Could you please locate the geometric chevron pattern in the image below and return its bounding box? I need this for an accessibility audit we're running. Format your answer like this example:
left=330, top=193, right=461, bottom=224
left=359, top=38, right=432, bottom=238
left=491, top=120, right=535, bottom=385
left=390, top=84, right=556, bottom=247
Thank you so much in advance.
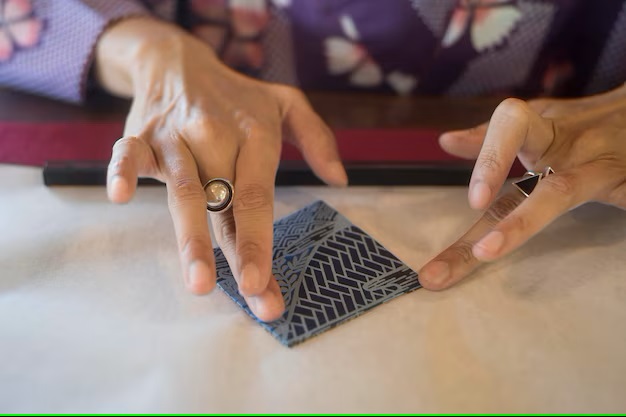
left=215, top=200, right=421, bottom=347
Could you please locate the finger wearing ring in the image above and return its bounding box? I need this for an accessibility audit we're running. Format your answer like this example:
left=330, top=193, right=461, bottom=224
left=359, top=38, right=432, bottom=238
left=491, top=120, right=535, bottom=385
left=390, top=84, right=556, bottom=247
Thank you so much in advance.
left=204, top=178, right=234, bottom=213
left=513, top=166, right=554, bottom=197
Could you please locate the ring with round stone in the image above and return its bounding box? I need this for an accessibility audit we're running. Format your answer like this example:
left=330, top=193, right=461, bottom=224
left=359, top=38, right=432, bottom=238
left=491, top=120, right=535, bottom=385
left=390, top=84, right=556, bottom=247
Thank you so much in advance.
left=203, top=178, right=234, bottom=213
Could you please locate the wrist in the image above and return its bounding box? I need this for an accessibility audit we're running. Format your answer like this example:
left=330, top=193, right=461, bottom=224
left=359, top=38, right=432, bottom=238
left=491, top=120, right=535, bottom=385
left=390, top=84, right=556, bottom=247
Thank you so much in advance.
left=95, top=17, right=219, bottom=97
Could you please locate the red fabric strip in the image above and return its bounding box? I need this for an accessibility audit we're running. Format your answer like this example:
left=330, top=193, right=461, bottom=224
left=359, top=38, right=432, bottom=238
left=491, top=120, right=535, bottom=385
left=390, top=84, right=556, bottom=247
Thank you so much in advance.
left=0, top=121, right=525, bottom=175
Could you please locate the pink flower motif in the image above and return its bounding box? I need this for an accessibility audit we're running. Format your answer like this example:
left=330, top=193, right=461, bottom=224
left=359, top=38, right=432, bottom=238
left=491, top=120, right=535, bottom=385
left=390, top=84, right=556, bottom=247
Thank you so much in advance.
left=324, top=15, right=382, bottom=88
left=324, top=36, right=382, bottom=87
left=190, top=0, right=269, bottom=71
left=442, top=0, right=521, bottom=52
left=0, top=0, right=43, bottom=62
left=323, top=14, right=418, bottom=94
left=230, top=0, right=269, bottom=38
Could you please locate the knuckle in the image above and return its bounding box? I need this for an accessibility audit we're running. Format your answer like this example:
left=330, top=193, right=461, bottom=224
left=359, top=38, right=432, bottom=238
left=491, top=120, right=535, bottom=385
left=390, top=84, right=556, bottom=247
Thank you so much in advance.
left=527, top=98, right=555, bottom=115
left=108, top=155, right=131, bottom=176
left=491, top=98, right=530, bottom=132
left=477, top=144, right=502, bottom=171
left=447, top=240, right=476, bottom=264
left=184, top=115, right=223, bottom=142
left=231, top=109, right=278, bottom=144
left=237, top=240, right=262, bottom=261
left=483, top=194, right=521, bottom=225
left=275, top=84, right=309, bottom=109
left=541, top=174, right=576, bottom=199
left=279, top=85, right=306, bottom=101
left=214, top=215, right=237, bottom=249
left=191, top=115, right=219, bottom=134
left=112, top=136, right=140, bottom=157
left=528, top=97, right=548, bottom=109
left=180, top=232, right=212, bottom=257
left=594, top=151, right=621, bottom=165
left=234, top=183, right=272, bottom=213
left=608, top=180, right=626, bottom=207
left=237, top=115, right=265, bottom=140
left=112, top=136, right=133, bottom=151
left=169, top=176, right=203, bottom=205
left=497, top=97, right=529, bottom=119
left=110, top=138, right=143, bottom=174
left=153, top=130, right=183, bottom=149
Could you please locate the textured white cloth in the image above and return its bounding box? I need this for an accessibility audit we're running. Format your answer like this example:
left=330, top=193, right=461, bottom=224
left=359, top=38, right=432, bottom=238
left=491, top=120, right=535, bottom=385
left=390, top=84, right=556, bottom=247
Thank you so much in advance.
left=1, top=165, right=625, bottom=413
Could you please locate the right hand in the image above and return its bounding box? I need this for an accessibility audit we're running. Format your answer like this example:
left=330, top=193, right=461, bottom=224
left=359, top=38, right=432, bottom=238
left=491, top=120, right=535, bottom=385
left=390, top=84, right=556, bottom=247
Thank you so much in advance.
left=96, top=18, right=347, bottom=321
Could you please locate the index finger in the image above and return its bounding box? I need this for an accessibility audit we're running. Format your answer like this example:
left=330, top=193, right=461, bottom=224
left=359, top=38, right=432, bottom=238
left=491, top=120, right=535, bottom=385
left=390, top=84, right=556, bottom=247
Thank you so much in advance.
left=468, top=98, right=554, bottom=210
left=418, top=185, right=525, bottom=291
left=156, top=137, right=216, bottom=295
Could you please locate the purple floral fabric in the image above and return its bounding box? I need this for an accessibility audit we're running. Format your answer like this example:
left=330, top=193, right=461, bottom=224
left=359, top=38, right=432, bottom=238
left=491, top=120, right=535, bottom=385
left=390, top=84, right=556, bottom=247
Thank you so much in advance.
left=0, top=0, right=148, bottom=102
left=0, top=0, right=624, bottom=103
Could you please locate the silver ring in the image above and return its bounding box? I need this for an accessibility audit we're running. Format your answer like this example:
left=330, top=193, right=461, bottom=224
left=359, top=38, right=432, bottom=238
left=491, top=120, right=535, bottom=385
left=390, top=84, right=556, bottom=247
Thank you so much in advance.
left=513, top=166, right=554, bottom=197
left=203, top=178, right=234, bottom=213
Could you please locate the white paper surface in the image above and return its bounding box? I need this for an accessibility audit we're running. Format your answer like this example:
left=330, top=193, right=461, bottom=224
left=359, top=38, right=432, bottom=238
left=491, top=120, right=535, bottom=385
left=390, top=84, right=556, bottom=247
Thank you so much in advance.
left=1, top=165, right=625, bottom=413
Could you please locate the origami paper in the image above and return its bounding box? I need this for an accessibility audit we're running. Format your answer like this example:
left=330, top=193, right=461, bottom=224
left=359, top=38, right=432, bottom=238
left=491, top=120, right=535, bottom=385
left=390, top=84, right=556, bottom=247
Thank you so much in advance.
left=215, top=201, right=421, bottom=347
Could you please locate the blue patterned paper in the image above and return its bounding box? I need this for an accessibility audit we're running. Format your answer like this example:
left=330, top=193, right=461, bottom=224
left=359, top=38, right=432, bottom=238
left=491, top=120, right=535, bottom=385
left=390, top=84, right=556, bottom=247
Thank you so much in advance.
left=215, top=201, right=421, bottom=347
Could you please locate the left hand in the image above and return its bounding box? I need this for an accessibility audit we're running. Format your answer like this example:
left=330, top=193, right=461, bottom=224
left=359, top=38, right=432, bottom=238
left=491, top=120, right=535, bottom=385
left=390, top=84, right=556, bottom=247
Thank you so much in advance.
left=419, top=84, right=626, bottom=290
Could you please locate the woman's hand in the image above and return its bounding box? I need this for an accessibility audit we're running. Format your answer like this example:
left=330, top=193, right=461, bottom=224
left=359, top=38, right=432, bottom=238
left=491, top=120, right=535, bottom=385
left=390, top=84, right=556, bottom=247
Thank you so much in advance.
left=96, top=18, right=347, bottom=321
left=419, top=85, right=626, bottom=290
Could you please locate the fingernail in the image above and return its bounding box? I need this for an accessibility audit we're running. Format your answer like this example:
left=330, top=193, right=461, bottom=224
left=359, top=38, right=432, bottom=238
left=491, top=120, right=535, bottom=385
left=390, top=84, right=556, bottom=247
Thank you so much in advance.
left=112, top=175, right=127, bottom=190
left=470, top=181, right=491, bottom=209
left=420, top=261, right=450, bottom=286
left=246, top=295, right=259, bottom=315
left=188, top=260, right=211, bottom=291
left=474, top=231, right=505, bottom=259
left=108, top=175, right=130, bottom=203
left=240, top=264, right=261, bottom=295
left=108, top=175, right=128, bottom=198
left=330, top=162, right=348, bottom=187
left=246, top=294, right=284, bottom=323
